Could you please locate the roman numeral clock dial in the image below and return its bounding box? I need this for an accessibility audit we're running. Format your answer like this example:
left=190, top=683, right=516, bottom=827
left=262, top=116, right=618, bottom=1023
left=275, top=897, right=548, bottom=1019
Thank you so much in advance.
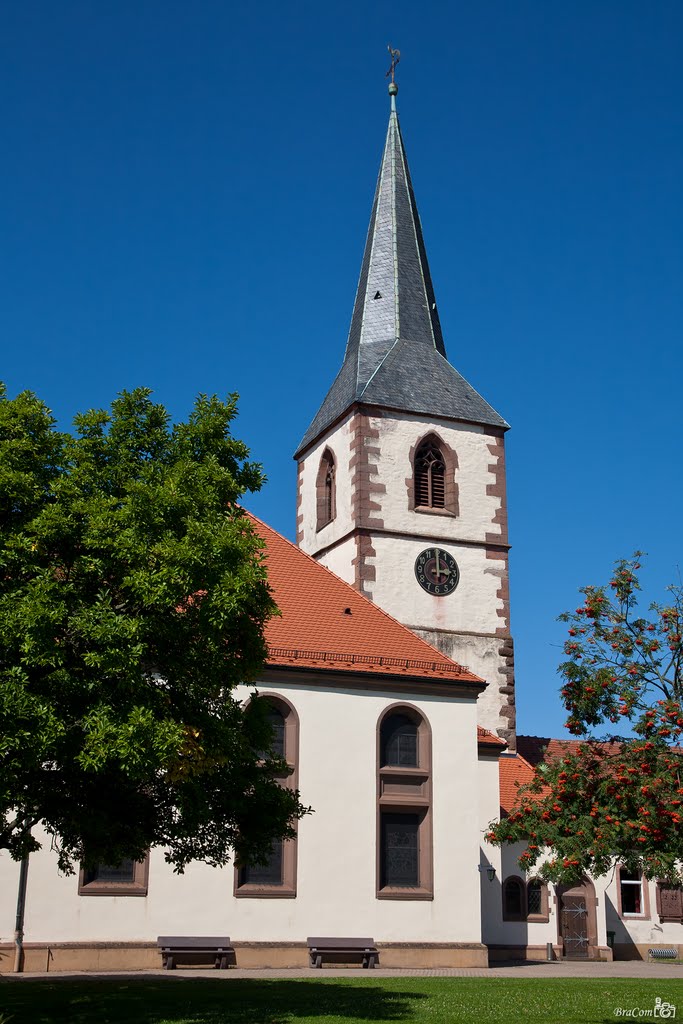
left=414, top=547, right=460, bottom=596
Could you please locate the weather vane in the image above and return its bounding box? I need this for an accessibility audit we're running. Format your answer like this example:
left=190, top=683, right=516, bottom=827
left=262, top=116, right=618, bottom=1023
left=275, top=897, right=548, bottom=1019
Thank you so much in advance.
left=386, top=45, right=400, bottom=86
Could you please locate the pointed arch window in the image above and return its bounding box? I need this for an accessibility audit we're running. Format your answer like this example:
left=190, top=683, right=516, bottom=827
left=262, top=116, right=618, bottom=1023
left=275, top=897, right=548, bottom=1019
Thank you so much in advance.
left=414, top=438, right=446, bottom=510
left=316, top=449, right=336, bottom=531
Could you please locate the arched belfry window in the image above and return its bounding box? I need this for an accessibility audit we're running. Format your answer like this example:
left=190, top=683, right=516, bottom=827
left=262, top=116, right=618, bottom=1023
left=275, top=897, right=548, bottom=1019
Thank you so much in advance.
left=316, top=448, right=336, bottom=531
left=414, top=438, right=446, bottom=509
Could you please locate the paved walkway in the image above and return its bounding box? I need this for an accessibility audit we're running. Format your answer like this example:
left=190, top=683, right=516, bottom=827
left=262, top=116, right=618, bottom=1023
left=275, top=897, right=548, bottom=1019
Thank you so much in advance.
left=4, top=961, right=683, bottom=981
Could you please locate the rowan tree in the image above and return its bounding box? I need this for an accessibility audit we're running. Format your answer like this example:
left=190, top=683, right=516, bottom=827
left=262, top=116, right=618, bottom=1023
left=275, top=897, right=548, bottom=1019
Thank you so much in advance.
left=0, top=384, right=306, bottom=873
left=488, top=554, right=683, bottom=883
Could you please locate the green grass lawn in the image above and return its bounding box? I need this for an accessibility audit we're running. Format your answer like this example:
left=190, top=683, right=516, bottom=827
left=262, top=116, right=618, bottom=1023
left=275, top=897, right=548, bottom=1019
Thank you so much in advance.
left=1, top=977, right=683, bottom=1024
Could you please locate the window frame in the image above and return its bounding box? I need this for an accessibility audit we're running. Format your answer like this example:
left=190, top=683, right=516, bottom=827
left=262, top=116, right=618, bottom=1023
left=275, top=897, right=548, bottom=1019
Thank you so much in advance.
left=502, top=875, right=526, bottom=921
left=376, top=703, right=433, bottom=901
left=234, top=693, right=299, bottom=899
left=501, top=875, right=549, bottom=923
left=617, top=865, right=650, bottom=920
left=316, top=448, right=337, bottom=531
left=407, top=433, right=459, bottom=518
left=78, top=856, right=149, bottom=897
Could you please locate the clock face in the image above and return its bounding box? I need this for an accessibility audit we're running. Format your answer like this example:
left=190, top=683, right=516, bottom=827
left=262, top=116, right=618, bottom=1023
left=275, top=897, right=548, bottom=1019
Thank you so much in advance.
left=414, top=547, right=460, bottom=596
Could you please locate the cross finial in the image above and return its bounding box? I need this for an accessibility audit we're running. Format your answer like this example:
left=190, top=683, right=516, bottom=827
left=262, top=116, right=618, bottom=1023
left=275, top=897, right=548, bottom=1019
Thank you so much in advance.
left=386, top=45, right=400, bottom=99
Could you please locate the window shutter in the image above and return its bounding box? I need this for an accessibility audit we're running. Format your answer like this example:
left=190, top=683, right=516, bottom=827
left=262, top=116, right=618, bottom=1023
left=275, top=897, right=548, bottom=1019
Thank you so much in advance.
left=658, top=884, right=683, bottom=921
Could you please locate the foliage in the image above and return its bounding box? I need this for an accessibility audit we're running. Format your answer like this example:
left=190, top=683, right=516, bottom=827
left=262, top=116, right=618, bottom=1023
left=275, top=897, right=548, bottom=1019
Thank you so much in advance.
left=0, top=383, right=305, bottom=872
left=488, top=555, right=683, bottom=883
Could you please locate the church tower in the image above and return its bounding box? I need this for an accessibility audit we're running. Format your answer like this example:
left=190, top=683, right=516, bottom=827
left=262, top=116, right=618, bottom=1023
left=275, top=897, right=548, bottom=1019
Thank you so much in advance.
left=294, top=77, right=516, bottom=749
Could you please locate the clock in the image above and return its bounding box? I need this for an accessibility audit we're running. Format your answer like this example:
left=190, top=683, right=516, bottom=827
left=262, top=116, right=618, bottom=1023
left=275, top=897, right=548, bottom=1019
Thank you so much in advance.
left=414, top=547, right=460, bottom=596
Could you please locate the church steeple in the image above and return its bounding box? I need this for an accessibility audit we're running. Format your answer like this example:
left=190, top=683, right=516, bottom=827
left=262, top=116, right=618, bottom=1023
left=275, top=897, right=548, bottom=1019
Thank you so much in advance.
left=295, top=78, right=507, bottom=459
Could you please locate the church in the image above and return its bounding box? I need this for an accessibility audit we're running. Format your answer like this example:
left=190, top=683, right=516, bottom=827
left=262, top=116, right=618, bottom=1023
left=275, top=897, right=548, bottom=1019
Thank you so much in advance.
left=1, top=76, right=680, bottom=972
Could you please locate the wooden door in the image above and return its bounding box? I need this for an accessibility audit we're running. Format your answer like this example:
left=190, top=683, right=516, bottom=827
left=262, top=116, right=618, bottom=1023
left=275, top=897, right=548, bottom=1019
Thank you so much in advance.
left=560, top=893, right=589, bottom=959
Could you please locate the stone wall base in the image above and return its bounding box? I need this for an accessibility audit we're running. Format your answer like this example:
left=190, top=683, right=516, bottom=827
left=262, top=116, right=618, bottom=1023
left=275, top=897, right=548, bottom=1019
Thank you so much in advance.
left=487, top=944, right=613, bottom=963
left=613, top=943, right=681, bottom=962
left=0, top=940, right=489, bottom=973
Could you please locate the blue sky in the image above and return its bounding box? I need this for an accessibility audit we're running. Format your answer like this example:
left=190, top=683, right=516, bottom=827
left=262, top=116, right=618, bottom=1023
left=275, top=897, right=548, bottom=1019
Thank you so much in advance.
left=2, top=1, right=682, bottom=740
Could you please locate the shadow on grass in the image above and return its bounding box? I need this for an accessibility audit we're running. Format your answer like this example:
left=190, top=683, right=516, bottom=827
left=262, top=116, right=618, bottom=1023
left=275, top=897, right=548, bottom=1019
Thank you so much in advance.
left=0, top=977, right=427, bottom=1024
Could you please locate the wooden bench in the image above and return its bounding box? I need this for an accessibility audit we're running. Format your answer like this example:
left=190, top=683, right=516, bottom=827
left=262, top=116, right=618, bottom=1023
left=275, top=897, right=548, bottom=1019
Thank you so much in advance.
left=157, top=936, right=234, bottom=970
left=648, top=947, right=678, bottom=961
left=307, top=936, right=378, bottom=969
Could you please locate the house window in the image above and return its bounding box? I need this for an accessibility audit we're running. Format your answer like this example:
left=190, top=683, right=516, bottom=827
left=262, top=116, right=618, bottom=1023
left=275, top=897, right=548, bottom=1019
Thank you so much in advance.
left=381, top=713, right=418, bottom=767
left=376, top=704, right=432, bottom=900
left=78, top=857, right=149, bottom=896
left=316, top=449, right=336, bottom=530
left=656, top=883, right=683, bottom=923
left=503, top=876, right=525, bottom=920
left=415, top=439, right=445, bottom=509
left=235, top=694, right=299, bottom=899
left=619, top=868, right=644, bottom=916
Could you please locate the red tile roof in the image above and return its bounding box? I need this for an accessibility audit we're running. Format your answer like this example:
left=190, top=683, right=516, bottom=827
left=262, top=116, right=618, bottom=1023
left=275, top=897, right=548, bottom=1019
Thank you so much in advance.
left=517, top=735, right=625, bottom=765
left=499, top=752, right=538, bottom=814
left=477, top=726, right=507, bottom=750
left=250, top=514, right=483, bottom=686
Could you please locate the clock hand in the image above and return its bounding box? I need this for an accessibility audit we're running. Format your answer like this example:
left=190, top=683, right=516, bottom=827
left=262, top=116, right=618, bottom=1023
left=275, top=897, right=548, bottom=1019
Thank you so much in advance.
left=435, top=548, right=441, bottom=579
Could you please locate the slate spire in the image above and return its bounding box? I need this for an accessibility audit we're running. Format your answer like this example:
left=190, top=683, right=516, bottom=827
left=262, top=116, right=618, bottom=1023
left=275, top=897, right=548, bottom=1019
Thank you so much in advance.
left=295, top=81, right=507, bottom=458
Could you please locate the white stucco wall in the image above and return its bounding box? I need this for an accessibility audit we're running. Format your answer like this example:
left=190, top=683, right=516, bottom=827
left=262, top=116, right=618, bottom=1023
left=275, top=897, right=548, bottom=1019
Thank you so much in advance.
left=0, top=678, right=484, bottom=947
left=297, top=413, right=354, bottom=553
left=360, top=412, right=504, bottom=545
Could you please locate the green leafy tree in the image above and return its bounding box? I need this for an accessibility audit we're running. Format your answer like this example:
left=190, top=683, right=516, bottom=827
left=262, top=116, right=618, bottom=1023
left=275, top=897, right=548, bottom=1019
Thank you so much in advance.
left=488, top=555, right=683, bottom=883
left=0, top=384, right=305, bottom=873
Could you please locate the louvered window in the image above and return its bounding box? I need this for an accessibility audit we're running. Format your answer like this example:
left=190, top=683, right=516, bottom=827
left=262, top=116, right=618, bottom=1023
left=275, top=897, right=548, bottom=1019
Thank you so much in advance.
left=415, top=441, right=446, bottom=509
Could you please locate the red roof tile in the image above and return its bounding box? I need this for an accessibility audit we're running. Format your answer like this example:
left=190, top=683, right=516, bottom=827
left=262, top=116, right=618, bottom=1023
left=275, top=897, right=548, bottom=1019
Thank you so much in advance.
left=499, top=753, right=538, bottom=814
left=249, top=514, right=483, bottom=685
left=477, top=726, right=507, bottom=749
left=517, top=735, right=625, bottom=765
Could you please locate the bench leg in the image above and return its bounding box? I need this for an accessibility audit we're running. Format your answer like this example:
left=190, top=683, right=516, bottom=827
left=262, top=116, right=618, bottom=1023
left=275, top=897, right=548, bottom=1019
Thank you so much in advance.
left=315, top=954, right=322, bottom=968
left=165, top=955, right=175, bottom=970
left=218, top=955, right=228, bottom=970
left=362, top=955, right=368, bottom=968
left=368, top=954, right=376, bottom=969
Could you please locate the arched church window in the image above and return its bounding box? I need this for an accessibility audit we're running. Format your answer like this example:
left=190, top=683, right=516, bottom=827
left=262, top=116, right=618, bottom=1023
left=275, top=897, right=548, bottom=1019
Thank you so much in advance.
left=414, top=438, right=446, bottom=509
left=236, top=694, right=298, bottom=898
left=502, top=876, right=525, bottom=920
left=316, top=449, right=336, bottom=530
left=381, top=713, right=419, bottom=767
left=376, top=704, right=432, bottom=899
